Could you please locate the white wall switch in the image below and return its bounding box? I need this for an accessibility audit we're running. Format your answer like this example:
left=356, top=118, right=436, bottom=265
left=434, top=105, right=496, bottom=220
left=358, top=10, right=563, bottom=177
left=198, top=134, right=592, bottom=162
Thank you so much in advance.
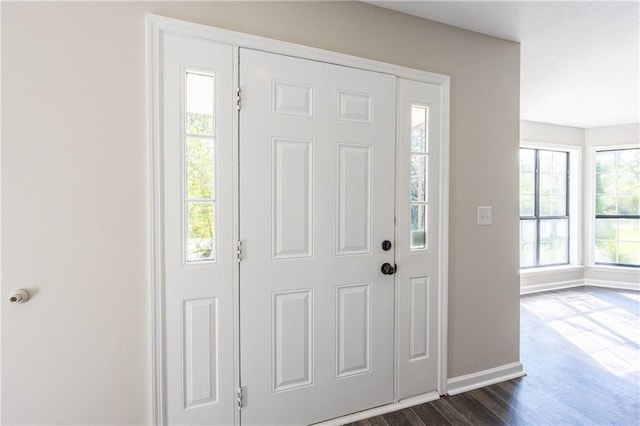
left=477, top=206, right=493, bottom=226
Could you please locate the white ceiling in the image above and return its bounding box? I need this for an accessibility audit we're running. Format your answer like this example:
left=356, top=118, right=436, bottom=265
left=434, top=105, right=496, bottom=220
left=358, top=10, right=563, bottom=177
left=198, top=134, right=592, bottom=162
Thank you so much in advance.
left=367, top=1, right=640, bottom=128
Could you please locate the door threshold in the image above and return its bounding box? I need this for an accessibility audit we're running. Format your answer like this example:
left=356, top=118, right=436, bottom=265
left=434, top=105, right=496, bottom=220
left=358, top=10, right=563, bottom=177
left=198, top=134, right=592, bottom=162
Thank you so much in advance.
left=311, top=391, right=440, bottom=426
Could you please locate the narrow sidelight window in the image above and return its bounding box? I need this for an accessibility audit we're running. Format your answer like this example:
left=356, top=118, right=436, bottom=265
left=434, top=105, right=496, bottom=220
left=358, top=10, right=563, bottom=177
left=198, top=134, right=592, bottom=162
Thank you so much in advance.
left=520, top=148, right=569, bottom=268
left=594, top=148, right=640, bottom=267
left=410, top=105, right=429, bottom=250
left=184, top=71, right=216, bottom=262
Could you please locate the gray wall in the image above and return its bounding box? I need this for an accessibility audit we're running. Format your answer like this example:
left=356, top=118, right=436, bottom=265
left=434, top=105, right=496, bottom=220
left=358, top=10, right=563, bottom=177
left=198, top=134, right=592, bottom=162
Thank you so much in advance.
left=2, top=2, right=521, bottom=423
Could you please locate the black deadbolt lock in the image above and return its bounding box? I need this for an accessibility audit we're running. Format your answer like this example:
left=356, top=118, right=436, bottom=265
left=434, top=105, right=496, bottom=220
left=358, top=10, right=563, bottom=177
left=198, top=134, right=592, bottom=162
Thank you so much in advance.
left=382, top=240, right=392, bottom=251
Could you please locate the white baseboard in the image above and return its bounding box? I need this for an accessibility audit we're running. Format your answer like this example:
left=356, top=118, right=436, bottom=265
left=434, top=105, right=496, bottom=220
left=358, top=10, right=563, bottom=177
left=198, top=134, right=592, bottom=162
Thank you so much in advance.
left=446, top=362, right=526, bottom=396
left=520, top=279, right=584, bottom=295
left=585, top=279, right=640, bottom=292
left=313, top=391, right=440, bottom=425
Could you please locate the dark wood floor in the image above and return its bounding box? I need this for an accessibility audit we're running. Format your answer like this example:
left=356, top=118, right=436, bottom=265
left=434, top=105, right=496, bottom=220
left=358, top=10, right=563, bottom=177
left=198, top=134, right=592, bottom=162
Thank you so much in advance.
left=344, top=286, right=640, bottom=425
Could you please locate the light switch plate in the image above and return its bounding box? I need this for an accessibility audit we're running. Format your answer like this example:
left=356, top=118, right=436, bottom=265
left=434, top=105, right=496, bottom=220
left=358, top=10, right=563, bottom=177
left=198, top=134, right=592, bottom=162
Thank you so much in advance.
left=477, top=206, right=493, bottom=226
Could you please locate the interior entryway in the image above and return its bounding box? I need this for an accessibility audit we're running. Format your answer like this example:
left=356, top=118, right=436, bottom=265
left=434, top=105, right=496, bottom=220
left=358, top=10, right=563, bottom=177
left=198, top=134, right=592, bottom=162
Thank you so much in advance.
left=149, top=15, right=450, bottom=426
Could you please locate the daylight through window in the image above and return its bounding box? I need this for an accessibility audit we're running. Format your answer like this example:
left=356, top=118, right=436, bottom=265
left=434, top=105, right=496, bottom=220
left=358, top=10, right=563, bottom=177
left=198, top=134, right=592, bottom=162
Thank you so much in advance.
left=520, top=148, right=570, bottom=268
left=594, top=148, right=640, bottom=267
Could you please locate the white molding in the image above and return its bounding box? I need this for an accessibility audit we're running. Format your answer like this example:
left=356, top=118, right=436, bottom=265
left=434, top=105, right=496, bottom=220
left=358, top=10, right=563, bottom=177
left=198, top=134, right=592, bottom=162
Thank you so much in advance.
left=0, top=1, right=3, bottom=421
left=520, top=140, right=582, bottom=151
left=585, top=279, right=640, bottom=292
left=586, top=265, right=640, bottom=276
left=146, top=14, right=449, bottom=85
left=520, top=279, right=585, bottom=295
left=438, top=78, right=450, bottom=395
left=312, top=391, right=440, bottom=426
left=146, top=13, right=451, bottom=425
left=446, top=362, right=526, bottom=396
left=520, top=265, right=584, bottom=277
left=145, top=15, right=165, bottom=426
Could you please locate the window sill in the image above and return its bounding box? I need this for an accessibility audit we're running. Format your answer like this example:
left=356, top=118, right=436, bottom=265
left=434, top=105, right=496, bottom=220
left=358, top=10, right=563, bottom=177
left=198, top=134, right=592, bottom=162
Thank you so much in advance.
left=586, top=265, right=640, bottom=275
left=520, top=265, right=584, bottom=277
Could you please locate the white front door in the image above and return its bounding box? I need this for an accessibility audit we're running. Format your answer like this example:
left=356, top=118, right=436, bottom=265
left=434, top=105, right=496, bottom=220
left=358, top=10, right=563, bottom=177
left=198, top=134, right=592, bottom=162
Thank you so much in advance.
left=239, top=49, right=397, bottom=425
left=162, top=35, right=235, bottom=425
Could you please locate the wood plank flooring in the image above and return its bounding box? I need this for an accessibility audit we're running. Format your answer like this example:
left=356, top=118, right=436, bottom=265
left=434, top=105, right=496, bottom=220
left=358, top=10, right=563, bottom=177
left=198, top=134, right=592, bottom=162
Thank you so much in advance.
left=343, top=286, right=640, bottom=425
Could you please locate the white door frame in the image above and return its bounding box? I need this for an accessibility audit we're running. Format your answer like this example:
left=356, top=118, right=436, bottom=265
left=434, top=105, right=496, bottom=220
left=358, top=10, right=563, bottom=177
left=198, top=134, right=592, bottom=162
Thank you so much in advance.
left=146, top=13, right=450, bottom=425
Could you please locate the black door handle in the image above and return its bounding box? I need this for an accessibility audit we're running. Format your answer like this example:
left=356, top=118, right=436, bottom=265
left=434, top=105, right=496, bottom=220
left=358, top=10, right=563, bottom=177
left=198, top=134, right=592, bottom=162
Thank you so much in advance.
left=381, top=263, right=397, bottom=275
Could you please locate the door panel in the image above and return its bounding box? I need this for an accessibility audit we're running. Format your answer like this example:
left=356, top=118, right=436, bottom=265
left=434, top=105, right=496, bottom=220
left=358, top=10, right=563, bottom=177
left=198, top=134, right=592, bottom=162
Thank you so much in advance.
left=162, top=34, right=235, bottom=425
left=396, top=78, right=441, bottom=399
left=239, top=49, right=396, bottom=425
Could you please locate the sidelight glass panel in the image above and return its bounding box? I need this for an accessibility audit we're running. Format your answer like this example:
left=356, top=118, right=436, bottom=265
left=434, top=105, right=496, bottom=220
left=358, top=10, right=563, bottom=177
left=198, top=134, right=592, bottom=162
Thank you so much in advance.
left=411, top=106, right=428, bottom=153
left=411, top=155, right=428, bottom=202
left=185, top=71, right=216, bottom=263
left=187, top=138, right=215, bottom=199
left=409, top=104, right=429, bottom=251
left=410, top=204, right=427, bottom=250
left=187, top=202, right=215, bottom=262
left=186, top=73, right=215, bottom=136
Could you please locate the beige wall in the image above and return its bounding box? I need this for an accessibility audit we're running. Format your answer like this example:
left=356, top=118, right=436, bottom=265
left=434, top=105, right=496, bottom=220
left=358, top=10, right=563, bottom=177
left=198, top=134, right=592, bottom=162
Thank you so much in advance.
left=2, top=2, right=521, bottom=423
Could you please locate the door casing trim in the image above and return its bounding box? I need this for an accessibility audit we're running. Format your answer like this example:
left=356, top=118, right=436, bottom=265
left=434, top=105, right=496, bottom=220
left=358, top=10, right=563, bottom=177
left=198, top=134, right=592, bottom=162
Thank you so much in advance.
left=146, top=13, right=450, bottom=425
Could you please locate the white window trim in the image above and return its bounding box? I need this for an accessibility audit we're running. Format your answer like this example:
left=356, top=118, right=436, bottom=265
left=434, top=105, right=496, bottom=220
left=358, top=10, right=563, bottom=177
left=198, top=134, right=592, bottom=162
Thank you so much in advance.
left=520, top=141, right=582, bottom=270
left=585, top=142, right=639, bottom=268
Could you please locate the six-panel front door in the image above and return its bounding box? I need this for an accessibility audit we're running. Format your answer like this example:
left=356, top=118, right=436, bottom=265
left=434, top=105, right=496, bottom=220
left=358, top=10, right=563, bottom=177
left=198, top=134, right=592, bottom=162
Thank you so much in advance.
left=239, top=49, right=397, bottom=425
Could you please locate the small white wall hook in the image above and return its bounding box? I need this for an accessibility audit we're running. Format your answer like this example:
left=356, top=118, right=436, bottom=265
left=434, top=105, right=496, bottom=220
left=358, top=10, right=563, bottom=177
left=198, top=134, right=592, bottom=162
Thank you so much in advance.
left=9, top=289, right=30, bottom=304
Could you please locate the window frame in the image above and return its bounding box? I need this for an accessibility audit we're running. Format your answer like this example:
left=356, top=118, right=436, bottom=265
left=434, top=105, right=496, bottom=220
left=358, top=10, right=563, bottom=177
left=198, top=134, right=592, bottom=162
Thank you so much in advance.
left=589, top=145, right=640, bottom=268
left=520, top=142, right=582, bottom=270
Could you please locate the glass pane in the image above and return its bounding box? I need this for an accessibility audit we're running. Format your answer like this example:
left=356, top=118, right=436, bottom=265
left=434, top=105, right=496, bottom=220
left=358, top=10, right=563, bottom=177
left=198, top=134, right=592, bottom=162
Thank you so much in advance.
left=596, top=151, right=615, bottom=173
left=411, top=155, right=428, bottom=202
left=618, top=195, right=640, bottom=216
left=410, top=204, right=427, bottom=250
left=520, top=220, right=536, bottom=244
left=595, top=239, right=617, bottom=264
left=519, top=171, right=535, bottom=216
left=619, top=219, right=640, bottom=266
left=595, top=172, right=616, bottom=195
left=595, top=218, right=617, bottom=242
left=187, top=202, right=214, bottom=262
left=186, top=72, right=214, bottom=136
left=539, top=219, right=568, bottom=266
left=596, top=149, right=640, bottom=217
left=520, top=194, right=535, bottom=217
left=618, top=173, right=640, bottom=195
left=520, top=149, right=535, bottom=173
left=619, top=219, right=640, bottom=242
left=596, top=194, right=617, bottom=215
left=520, top=220, right=536, bottom=267
left=594, top=218, right=640, bottom=266
left=520, top=243, right=536, bottom=268
left=187, top=138, right=215, bottom=199
left=539, top=150, right=553, bottom=173
left=411, top=106, right=428, bottom=153
left=618, top=242, right=640, bottom=266
left=539, top=195, right=566, bottom=216
left=552, top=151, right=567, bottom=174
left=617, top=149, right=640, bottom=173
